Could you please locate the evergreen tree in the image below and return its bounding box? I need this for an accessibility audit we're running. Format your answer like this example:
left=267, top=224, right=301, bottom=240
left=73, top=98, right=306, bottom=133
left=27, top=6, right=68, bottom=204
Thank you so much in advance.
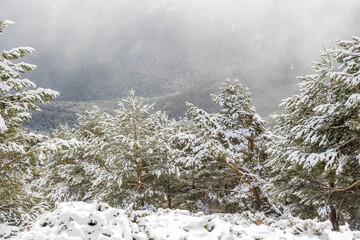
left=44, top=98, right=179, bottom=209
left=151, top=115, right=193, bottom=209
left=269, top=38, right=360, bottom=230
left=0, top=20, right=59, bottom=224
left=179, top=80, right=269, bottom=212
left=42, top=106, right=108, bottom=203
left=72, top=105, right=110, bottom=202
left=42, top=124, right=84, bottom=203
left=90, top=90, right=177, bottom=208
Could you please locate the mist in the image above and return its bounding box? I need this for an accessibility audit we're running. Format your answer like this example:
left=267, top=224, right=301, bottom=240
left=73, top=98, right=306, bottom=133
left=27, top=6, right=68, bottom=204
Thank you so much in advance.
left=1, top=0, right=360, bottom=117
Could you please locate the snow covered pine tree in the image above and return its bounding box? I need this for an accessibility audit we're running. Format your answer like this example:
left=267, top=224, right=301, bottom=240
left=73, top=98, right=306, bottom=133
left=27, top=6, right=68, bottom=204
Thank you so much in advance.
left=42, top=106, right=108, bottom=204
left=146, top=113, right=184, bottom=209
left=181, top=80, right=269, bottom=212
left=89, top=90, right=177, bottom=208
left=270, top=38, right=360, bottom=231
left=164, top=116, right=204, bottom=211
left=41, top=124, right=84, bottom=203
left=0, top=20, right=59, bottom=225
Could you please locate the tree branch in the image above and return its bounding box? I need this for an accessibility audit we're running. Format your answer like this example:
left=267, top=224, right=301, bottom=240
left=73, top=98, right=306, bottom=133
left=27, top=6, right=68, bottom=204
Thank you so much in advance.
left=330, top=183, right=360, bottom=193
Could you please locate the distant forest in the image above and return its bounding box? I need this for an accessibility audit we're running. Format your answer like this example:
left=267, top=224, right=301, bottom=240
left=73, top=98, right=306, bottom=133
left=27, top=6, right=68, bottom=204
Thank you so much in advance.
left=4, top=0, right=360, bottom=131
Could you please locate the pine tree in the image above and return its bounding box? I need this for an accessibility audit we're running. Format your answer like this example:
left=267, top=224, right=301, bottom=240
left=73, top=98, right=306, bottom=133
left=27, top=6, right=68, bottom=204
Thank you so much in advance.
left=90, top=90, right=177, bottom=208
left=151, top=115, right=191, bottom=209
left=42, top=106, right=108, bottom=203
left=42, top=124, right=83, bottom=202
left=269, top=38, right=360, bottom=231
left=72, top=105, right=110, bottom=202
left=211, top=80, right=268, bottom=208
left=44, top=98, right=179, bottom=209
left=179, top=80, right=268, bottom=212
left=0, top=20, right=59, bottom=225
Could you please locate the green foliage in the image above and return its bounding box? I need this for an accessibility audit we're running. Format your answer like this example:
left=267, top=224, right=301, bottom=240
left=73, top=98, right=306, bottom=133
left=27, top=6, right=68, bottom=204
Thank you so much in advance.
left=0, top=20, right=59, bottom=225
left=269, top=38, right=360, bottom=230
left=43, top=92, right=179, bottom=209
left=175, top=80, right=270, bottom=213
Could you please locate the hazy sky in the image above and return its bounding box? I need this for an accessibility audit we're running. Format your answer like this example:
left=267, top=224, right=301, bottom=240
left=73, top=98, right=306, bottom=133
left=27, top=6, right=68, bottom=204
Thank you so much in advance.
left=1, top=0, right=360, bottom=114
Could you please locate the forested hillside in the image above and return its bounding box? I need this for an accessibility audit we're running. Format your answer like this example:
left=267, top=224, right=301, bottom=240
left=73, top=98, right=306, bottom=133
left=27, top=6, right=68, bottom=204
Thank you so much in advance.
left=3, top=0, right=360, bottom=132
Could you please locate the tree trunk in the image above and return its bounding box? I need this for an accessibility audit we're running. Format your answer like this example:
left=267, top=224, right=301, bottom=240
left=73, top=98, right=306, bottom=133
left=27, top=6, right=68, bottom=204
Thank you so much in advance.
left=251, top=187, right=262, bottom=207
left=167, top=194, right=172, bottom=209
left=132, top=105, right=144, bottom=207
left=247, top=137, right=260, bottom=207
left=249, top=137, right=255, bottom=163
left=228, top=162, right=262, bottom=207
left=329, top=181, right=339, bottom=231
left=330, top=207, right=340, bottom=231
left=136, top=161, right=144, bottom=207
left=140, top=195, right=145, bottom=207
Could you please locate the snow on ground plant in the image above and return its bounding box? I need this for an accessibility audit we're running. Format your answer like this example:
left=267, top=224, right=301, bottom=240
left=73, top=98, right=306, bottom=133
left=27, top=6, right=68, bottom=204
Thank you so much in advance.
left=7, top=202, right=360, bottom=240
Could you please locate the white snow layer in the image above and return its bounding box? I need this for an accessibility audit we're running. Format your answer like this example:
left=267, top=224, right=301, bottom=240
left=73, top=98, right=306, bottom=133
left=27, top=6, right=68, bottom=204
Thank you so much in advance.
left=2, top=202, right=359, bottom=240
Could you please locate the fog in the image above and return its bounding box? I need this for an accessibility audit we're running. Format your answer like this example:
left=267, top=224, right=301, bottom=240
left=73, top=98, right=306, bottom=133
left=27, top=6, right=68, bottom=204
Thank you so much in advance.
left=1, top=0, right=360, bottom=116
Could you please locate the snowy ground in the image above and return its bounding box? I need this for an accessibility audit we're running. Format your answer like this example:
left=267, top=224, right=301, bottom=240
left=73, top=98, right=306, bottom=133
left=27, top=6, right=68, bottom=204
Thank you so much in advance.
left=1, top=202, right=359, bottom=240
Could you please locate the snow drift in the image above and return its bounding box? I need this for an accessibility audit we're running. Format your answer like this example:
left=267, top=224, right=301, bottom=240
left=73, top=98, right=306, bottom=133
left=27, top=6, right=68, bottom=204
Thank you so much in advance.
left=4, top=202, right=359, bottom=239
